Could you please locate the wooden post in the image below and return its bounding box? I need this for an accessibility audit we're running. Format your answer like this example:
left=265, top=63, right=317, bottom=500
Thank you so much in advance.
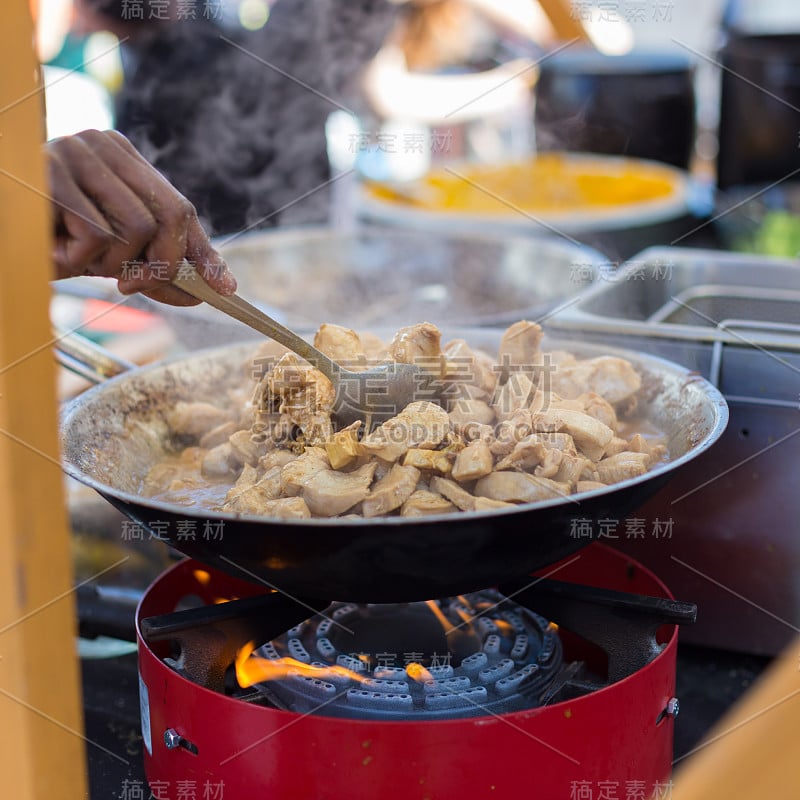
left=537, top=0, right=592, bottom=42
left=0, top=2, right=89, bottom=798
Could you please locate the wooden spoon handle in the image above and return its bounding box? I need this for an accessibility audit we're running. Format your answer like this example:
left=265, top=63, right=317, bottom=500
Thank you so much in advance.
left=172, top=263, right=340, bottom=382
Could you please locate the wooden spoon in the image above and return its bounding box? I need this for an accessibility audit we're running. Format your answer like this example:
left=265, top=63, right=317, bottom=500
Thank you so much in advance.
left=173, top=264, right=436, bottom=428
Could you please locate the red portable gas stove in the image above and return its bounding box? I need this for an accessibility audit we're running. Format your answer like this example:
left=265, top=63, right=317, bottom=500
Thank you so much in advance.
left=137, top=543, right=691, bottom=800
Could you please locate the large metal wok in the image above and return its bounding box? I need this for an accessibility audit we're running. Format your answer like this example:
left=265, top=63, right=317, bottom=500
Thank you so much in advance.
left=59, top=331, right=728, bottom=602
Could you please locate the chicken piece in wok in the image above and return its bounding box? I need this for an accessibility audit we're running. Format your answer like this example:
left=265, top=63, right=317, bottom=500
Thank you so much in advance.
left=142, top=321, right=668, bottom=519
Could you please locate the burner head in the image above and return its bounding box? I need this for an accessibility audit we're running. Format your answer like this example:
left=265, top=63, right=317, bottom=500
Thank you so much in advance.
left=246, top=591, right=563, bottom=720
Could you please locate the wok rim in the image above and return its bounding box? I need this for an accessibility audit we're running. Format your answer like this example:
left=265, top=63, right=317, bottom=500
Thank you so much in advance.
left=60, top=338, right=729, bottom=529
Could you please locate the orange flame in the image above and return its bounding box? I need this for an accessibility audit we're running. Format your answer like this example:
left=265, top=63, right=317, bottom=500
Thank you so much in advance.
left=234, top=641, right=366, bottom=689
left=454, top=607, right=473, bottom=626
left=406, top=662, right=434, bottom=683
left=192, top=569, right=211, bottom=587
left=425, top=600, right=454, bottom=633
left=493, top=619, right=513, bottom=634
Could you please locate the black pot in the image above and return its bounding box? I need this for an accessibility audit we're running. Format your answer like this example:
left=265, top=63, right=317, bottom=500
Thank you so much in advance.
left=535, top=49, right=696, bottom=169
left=717, top=33, right=800, bottom=189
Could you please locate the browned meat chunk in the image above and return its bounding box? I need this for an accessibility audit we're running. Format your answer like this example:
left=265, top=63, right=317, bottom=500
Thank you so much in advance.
left=223, top=465, right=283, bottom=514
left=550, top=357, right=641, bottom=405
left=526, top=432, right=577, bottom=455
left=474, top=472, right=570, bottom=504
left=362, top=464, right=420, bottom=517
left=455, top=421, right=495, bottom=444
left=300, top=462, right=378, bottom=517
left=577, top=392, right=618, bottom=432
left=498, top=321, right=543, bottom=367
left=576, top=480, right=607, bottom=493
left=533, top=447, right=563, bottom=479
left=228, top=429, right=267, bottom=467
left=493, top=372, right=536, bottom=422
left=168, top=402, right=233, bottom=439
left=259, top=497, right=311, bottom=519
left=403, top=449, right=453, bottom=475
left=628, top=433, right=668, bottom=463
left=532, top=408, right=614, bottom=462
left=325, top=421, right=363, bottom=470
left=430, top=476, right=479, bottom=512
left=199, top=421, right=239, bottom=450
left=595, top=451, right=650, bottom=483
left=448, top=398, right=496, bottom=427
left=259, top=450, right=298, bottom=470
left=491, top=408, right=533, bottom=455
left=280, top=447, right=331, bottom=496
left=401, top=489, right=457, bottom=517
left=232, top=463, right=259, bottom=491
left=389, top=322, right=443, bottom=367
left=264, top=353, right=335, bottom=445
left=552, top=453, right=594, bottom=486
left=495, top=437, right=549, bottom=472
left=361, top=401, right=449, bottom=462
left=474, top=497, right=517, bottom=511
left=201, top=442, right=238, bottom=478
left=313, top=324, right=366, bottom=367
left=451, top=440, right=494, bottom=482
left=443, top=338, right=497, bottom=396
left=604, top=437, right=630, bottom=458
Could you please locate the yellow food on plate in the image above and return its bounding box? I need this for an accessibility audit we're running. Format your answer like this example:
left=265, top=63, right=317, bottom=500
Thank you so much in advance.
left=365, top=153, right=681, bottom=216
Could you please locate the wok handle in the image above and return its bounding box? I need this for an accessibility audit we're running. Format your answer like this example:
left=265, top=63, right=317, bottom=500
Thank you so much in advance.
left=53, top=326, right=136, bottom=385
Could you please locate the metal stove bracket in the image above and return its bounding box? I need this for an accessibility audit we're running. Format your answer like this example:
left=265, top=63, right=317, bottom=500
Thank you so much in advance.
left=77, top=584, right=141, bottom=642
left=141, top=593, right=330, bottom=693
left=498, top=578, right=696, bottom=684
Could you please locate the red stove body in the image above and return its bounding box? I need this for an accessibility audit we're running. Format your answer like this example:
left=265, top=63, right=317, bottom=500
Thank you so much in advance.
left=137, top=544, right=678, bottom=800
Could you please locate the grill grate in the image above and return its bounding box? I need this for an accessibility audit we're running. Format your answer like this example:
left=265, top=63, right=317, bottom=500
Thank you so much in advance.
left=249, top=591, right=563, bottom=720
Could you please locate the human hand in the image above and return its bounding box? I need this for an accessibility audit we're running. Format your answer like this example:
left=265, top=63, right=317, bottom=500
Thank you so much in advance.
left=47, top=129, right=236, bottom=306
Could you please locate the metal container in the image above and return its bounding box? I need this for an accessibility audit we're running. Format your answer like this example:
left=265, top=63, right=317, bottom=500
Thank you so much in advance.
left=151, top=226, right=604, bottom=349
left=547, top=247, right=800, bottom=655
left=535, top=49, right=696, bottom=169
left=717, top=33, right=800, bottom=189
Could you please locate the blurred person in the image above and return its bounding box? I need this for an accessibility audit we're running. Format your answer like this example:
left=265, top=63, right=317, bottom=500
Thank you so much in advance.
left=363, top=0, right=546, bottom=129
left=70, top=1, right=545, bottom=235
left=72, top=0, right=399, bottom=235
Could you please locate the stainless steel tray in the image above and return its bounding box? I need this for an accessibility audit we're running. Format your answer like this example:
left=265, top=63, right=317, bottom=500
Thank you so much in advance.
left=549, top=247, right=800, bottom=407
left=548, top=247, right=800, bottom=656
left=551, top=246, right=800, bottom=348
left=647, top=285, right=800, bottom=326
